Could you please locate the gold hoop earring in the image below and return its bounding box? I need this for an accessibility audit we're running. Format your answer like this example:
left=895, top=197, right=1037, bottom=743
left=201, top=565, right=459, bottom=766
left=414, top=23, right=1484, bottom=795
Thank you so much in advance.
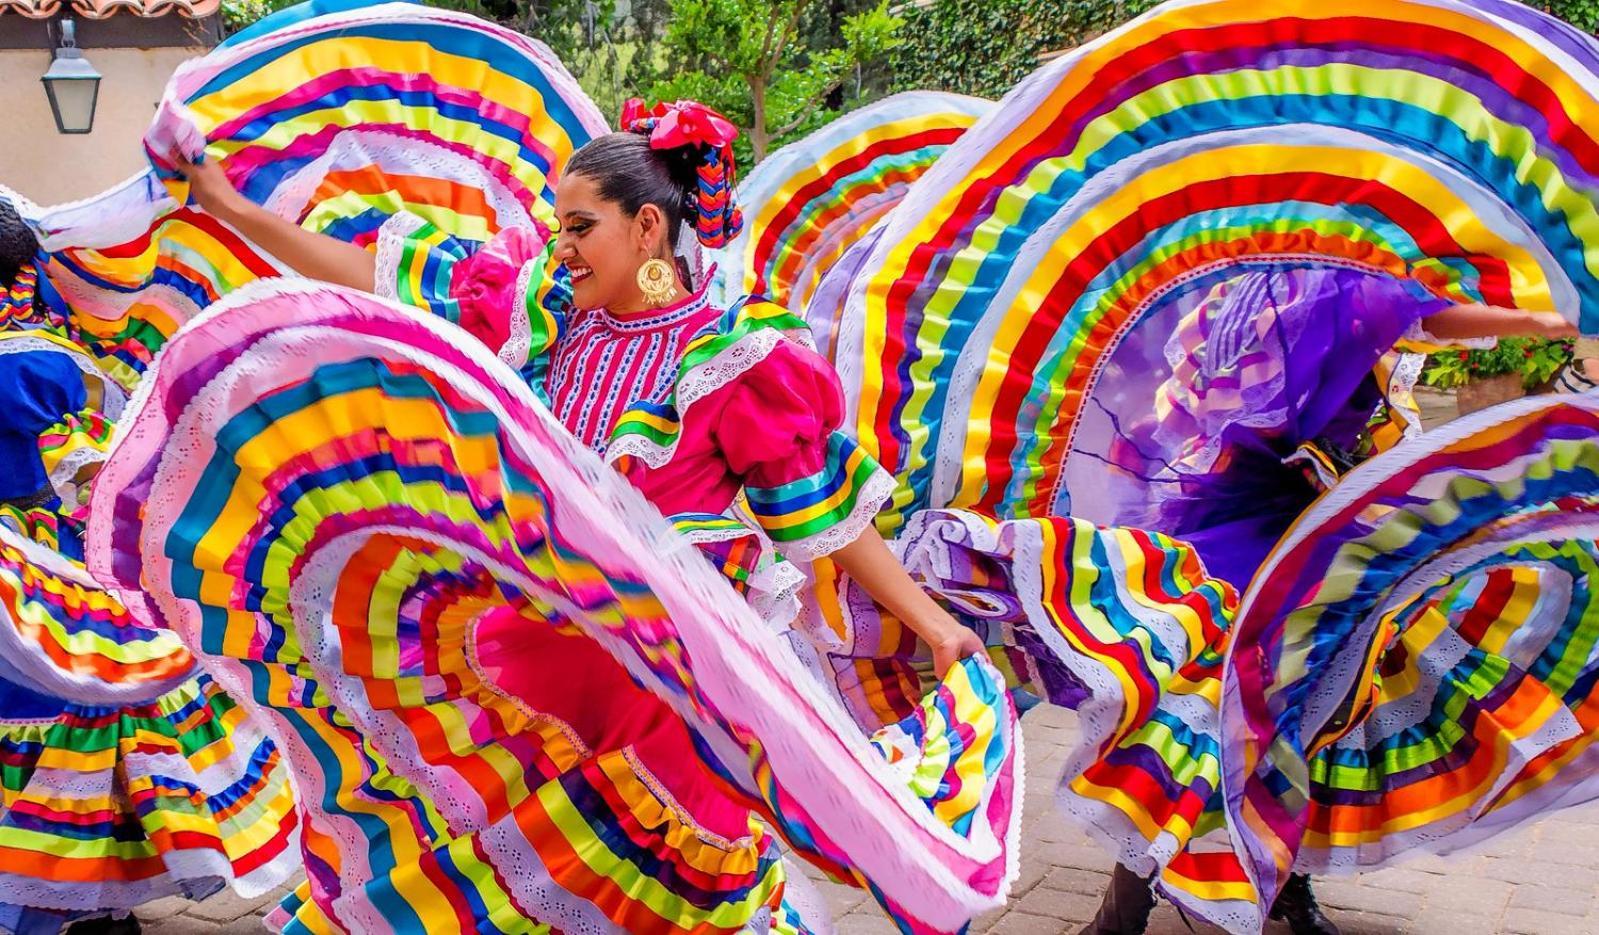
left=636, top=258, right=677, bottom=308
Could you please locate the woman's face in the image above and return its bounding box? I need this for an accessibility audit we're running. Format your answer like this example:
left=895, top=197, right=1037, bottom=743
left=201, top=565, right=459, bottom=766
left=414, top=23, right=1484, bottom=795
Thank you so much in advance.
left=554, top=174, right=664, bottom=312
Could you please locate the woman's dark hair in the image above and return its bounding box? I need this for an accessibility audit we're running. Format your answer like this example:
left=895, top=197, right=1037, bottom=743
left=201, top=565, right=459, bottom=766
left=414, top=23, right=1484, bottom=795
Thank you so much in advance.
left=564, top=132, right=701, bottom=252
left=0, top=197, right=39, bottom=289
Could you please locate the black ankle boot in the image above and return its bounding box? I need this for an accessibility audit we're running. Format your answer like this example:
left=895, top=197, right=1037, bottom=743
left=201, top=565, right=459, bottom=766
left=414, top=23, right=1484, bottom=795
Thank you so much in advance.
left=66, top=915, right=142, bottom=935
left=1268, top=874, right=1339, bottom=935
left=1077, top=863, right=1157, bottom=935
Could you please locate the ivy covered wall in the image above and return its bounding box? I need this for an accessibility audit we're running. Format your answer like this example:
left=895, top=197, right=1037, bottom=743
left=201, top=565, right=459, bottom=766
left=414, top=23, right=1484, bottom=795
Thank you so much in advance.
left=890, top=0, right=1158, bottom=97
left=1543, top=0, right=1599, bottom=32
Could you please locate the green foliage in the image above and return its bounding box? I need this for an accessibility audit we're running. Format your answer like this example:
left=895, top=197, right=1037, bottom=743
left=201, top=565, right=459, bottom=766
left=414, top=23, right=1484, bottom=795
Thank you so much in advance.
left=1422, top=338, right=1574, bottom=391
left=568, top=40, right=645, bottom=125
left=219, top=0, right=296, bottom=33
left=646, top=0, right=905, bottom=164
left=1542, top=0, right=1599, bottom=33
left=426, top=0, right=619, bottom=62
left=890, top=0, right=1159, bottom=99
left=894, top=0, right=1599, bottom=100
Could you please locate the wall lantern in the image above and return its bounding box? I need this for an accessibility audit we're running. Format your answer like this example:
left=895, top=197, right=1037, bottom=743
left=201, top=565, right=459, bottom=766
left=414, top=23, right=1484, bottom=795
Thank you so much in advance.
left=41, top=19, right=101, bottom=135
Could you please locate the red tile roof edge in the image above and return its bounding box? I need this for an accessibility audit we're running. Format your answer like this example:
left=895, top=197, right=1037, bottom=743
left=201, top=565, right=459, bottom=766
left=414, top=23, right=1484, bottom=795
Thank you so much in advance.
left=0, top=0, right=218, bottom=19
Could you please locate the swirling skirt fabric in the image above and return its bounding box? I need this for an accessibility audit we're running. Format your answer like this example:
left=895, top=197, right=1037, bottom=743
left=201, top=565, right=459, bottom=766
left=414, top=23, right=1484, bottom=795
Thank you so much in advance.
left=0, top=526, right=299, bottom=932
left=85, top=281, right=1021, bottom=935
left=15, top=0, right=608, bottom=389
left=1223, top=395, right=1599, bottom=915
left=828, top=0, right=1599, bottom=536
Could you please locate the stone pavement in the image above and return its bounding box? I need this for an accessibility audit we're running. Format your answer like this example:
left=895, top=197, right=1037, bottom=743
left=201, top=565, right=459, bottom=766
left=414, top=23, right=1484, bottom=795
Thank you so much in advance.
left=143, top=703, right=1599, bottom=935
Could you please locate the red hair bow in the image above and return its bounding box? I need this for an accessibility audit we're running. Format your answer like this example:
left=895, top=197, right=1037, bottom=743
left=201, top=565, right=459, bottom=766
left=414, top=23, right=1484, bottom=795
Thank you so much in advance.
left=620, top=98, right=738, bottom=151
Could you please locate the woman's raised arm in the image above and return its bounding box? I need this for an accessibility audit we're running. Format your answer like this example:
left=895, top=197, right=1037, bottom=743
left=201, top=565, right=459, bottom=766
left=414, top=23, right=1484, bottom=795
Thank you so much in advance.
left=1420, top=303, right=1577, bottom=341
left=177, top=154, right=376, bottom=293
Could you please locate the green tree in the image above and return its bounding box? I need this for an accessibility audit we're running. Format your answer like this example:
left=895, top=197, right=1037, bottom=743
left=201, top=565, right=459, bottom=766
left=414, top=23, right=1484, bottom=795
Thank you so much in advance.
left=429, top=0, right=619, bottom=62
left=220, top=0, right=297, bottom=34
left=646, top=0, right=906, bottom=165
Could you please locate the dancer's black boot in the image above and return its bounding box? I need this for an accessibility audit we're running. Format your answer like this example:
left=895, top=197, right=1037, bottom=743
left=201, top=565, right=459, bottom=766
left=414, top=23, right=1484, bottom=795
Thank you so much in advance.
left=66, top=915, right=142, bottom=935
left=1268, top=873, right=1340, bottom=935
left=1077, top=862, right=1157, bottom=935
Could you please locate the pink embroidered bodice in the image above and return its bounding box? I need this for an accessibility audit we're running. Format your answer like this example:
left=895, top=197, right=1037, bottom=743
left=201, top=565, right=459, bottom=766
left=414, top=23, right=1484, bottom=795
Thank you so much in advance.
left=545, top=284, right=722, bottom=452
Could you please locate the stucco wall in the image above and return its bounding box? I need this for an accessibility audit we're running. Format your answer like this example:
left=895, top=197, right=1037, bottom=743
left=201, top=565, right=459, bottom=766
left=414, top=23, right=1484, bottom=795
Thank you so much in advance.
left=0, top=45, right=201, bottom=205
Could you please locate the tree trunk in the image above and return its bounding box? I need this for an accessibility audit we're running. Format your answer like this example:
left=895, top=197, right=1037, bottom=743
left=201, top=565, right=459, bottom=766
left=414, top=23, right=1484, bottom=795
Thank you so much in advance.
left=749, top=76, right=770, bottom=163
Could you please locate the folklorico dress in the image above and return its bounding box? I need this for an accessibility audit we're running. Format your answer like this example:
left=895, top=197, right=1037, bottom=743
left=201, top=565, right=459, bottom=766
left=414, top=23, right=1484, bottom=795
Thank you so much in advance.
left=0, top=323, right=300, bottom=933
left=377, top=220, right=975, bottom=931
left=35, top=6, right=1020, bottom=932
left=364, top=209, right=1232, bottom=924
left=86, top=276, right=1025, bottom=935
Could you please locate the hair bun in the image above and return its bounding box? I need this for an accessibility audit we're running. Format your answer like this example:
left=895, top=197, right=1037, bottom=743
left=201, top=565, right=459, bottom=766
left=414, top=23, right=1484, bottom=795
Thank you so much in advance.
left=656, top=142, right=703, bottom=190
left=620, top=99, right=744, bottom=248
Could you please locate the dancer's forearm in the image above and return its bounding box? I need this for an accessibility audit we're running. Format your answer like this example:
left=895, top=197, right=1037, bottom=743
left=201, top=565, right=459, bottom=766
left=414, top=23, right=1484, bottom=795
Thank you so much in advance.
left=207, top=195, right=376, bottom=293
left=828, top=528, right=984, bottom=677
left=1421, top=303, right=1575, bottom=341
left=177, top=153, right=375, bottom=292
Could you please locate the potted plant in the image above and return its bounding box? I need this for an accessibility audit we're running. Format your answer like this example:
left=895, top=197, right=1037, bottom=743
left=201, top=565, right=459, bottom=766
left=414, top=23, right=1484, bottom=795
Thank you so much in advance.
left=1422, top=337, right=1573, bottom=415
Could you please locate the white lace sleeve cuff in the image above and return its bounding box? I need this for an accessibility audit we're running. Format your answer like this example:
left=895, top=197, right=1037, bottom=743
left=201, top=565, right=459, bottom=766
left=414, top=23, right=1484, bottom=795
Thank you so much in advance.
left=371, top=212, right=429, bottom=302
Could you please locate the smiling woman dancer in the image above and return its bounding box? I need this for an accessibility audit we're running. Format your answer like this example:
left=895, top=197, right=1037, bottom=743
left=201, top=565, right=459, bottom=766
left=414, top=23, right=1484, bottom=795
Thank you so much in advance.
left=150, top=94, right=1035, bottom=933
left=176, top=109, right=991, bottom=681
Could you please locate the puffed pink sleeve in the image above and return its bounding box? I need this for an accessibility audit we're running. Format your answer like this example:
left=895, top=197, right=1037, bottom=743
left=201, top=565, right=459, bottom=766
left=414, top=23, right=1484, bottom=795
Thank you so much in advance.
left=709, top=341, right=896, bottom=560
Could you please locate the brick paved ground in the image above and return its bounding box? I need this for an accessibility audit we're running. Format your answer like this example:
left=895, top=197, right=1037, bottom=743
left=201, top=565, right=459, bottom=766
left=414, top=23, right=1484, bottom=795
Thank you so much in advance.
left=149, top=386, right=1593, bottom=935
left=143, top=704, right=1599, bottom=935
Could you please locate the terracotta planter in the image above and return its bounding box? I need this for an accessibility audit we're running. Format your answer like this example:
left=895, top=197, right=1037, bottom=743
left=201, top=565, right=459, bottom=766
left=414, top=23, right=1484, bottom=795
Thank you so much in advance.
left=1411, top=386, right=1458, bottom=429
left=1455, top=373, right=1526, bottom=415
